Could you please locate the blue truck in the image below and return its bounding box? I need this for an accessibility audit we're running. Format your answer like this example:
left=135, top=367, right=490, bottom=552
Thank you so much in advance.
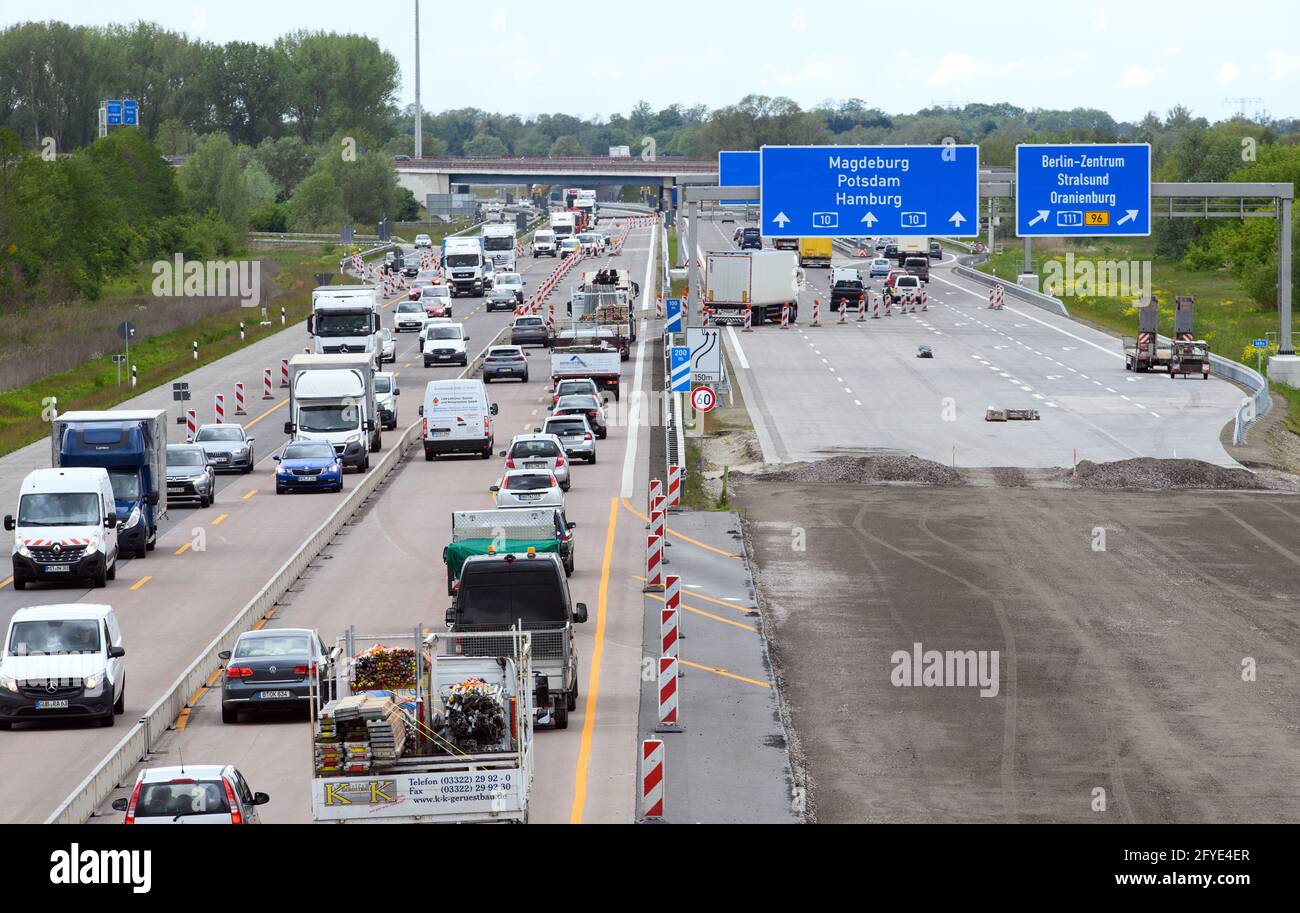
left=51, top=411, right=168, bottom=558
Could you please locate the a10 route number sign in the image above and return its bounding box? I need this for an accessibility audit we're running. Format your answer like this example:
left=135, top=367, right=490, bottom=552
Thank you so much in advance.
left=691, top=386, right=717, bottom=413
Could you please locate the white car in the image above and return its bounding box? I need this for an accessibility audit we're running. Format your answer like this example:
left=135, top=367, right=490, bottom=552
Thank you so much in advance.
left=112, top=764, right=269, bottom=824
left=394, top=300, right=427, bottom=332
left=491, top=469, right=564, bottom=508
left=419, top=317, right=453, bottom=345
left=423, top=322, right=469, bottom=367
left=377, top=326, right=396, bottom=364
left=495, top=272, right=525, bottom=303
left=414, top=234, right=433, bottom=249
left=502, top=433, right=570, bottom=490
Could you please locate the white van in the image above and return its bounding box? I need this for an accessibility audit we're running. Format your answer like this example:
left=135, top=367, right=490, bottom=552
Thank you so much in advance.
left=4, top=468, right=120, bottom=590
left=420, top=379, right=498, bottom=460
left=0, top=604, right=126, bottom=728
left=533, top=230, right=557, bottom=258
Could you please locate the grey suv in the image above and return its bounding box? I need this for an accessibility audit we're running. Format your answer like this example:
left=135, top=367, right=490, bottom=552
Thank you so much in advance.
left=511, top=315, right=552, bottom=348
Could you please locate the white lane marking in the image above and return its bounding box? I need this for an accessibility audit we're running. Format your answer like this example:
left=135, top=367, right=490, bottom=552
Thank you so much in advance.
left=619, top=223, right=657, bottom=499
left=724, top=325, right=750, bottom=370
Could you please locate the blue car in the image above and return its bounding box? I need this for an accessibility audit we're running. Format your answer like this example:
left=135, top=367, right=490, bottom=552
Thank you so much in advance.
left=274, top=441, right=344, bottom=494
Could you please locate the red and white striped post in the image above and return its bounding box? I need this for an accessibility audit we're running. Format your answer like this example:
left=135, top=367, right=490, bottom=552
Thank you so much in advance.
left=921, top=290, right=928, bottom=311
left=858, top=294, right=867, bottom=322
left=281, top=358, right=290, bottom=388
left=780, top=302, right=790, bottom=330
left=996, top=285, right=1005, bottom=309
left=186, top=409, right=197, bottom=442
left=234, top=382, right=247, bottom=416
left=644, top=535, right=664, bottom=591
left=649, top=505, right=665, bottom=542
left=263, top=368, right=273, bottom=400
left=548, top=301, right=555, bottom=328
left=660, top=605, right=680, bottom=660
left=702, top=307, right=711, bottom=327
left=214, top=393, right=225, bottom=424
left=641, top=739, right=665, bottom=820
left=664, top=573, right=683, bottom=643
left=656, top=296, right=664, bottom=319
left=838, top=299, right=847, bottom=324
left=656, top=657, right=681, bottom=732
left=666, top=465, right=682, bottom=510
left=811, top=298, right=821, bottom=327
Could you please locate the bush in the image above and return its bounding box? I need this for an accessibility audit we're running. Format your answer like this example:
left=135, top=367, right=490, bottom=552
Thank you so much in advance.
left=249, top=201, right=290, bottom=232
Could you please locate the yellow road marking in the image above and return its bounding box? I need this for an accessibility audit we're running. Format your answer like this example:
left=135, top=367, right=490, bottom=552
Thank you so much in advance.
left=175, top=543, right=192, bottom=556
left=244, top=397, right=287, bottom=430
left=633, top=575, right=753, bottom=614
left=643, top=591, right=756, bottom=631
left=0, top=576, right=11, bottom=590
left=679, top=659, right=771, bottom=689
left=211, top=513, right=229, bottom=526
left=620, top=499, right=742, bottom=559
left=130, top=576, right=152, bottom=591
left=404, top=362, right=413, bottom=369
left=570, top=496, right=617, bottom=824
left=241, top=489, right=256, bottom=500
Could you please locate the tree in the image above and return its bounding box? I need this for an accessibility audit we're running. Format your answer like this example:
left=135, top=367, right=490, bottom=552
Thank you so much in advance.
left=155, top=118, right=198, bottom=155
left=549, top=135, right=584, bottom=156
left=463, top=132, right=508, bottom=157
left=243, top=159, right=278, bottom=207
left=277, top=31, right=399, bottom=143
left=287, top=170, right=345, bottom=230
left=206, top=41, right=289, bottom=145
left=178, top=132, right=248, bottom=230
left=253, top=135, right=318, bottom=199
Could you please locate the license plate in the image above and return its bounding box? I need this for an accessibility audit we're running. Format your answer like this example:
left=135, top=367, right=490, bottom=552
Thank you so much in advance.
left=526, top=462, right=547, bottom=469
left=214, top=455, right=229, bottom=462
left=498, top=368, right=514, bottom=373
left=432, top=430, right=450, bottom=438
left=36, top=700, right=69, bottom=709
left=258, top=691, right=292, bottom=700
left=518, top=493, right=541, bottom=501
left=168, top=486, right=184, bottom=493
left=44, top=565, right=70, bottom=573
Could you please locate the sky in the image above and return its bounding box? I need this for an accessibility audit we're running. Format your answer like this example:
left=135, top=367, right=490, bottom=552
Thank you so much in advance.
left=7, top=1, right=1300, bottom=123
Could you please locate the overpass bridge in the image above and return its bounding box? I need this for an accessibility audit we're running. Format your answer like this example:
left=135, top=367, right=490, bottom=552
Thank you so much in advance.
left=396, top=155, right=718, bottom=199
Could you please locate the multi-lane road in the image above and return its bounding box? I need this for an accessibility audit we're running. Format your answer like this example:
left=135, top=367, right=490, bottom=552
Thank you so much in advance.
left=694, top=218, right=1245, bottom=468
left=0, top=218, right=658, bottom=823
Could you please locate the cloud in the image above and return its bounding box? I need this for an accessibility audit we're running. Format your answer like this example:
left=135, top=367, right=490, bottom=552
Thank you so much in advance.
left=1116, top=65, right=1155, bottom=88
left=928, top=53, right=991, bottom=86
left=1266, top=51, right=1300, bottom=81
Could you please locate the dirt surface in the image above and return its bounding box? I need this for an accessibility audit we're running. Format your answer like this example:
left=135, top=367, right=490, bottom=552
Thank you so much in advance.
left=734, top=480, right=1300, bottom=823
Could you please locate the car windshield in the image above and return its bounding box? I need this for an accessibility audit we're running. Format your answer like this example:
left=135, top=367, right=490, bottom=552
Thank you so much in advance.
left=483, top=236, right=514, bottom=251
left=505, top=474, right=553, bottom=491
left=168, top=450, right=205, bottom=468
left=403, top=257, right=421, bottom=266
left=233, top=633, right=311, bottom=658
left=374, top=376, right=392, bottom=393
left=397, top=303, right=422, bottom=313
left=511, top=440, right=559, bottom=459
left=8, top=619, right=101, bottom=656
left=16, top=492, right=99, bottom=527
left=428, top=327, right=463, bottom=340
left=196, top=428, right=243, bottom=442
left=497, top=274, right=521, bottom=285
left=283, top=443, right=334, bottom=460
left=446, top=254, right=479, bottom=267
left=314, top=313, right=371, bottom=336
left=516, top=318, right=542, bottom=327
left=459, top=567, right=566, bottom=624
left=557, top=396, right=598, bottom=409
left=548, top=420, right=587, bottom=435
left=297, top=405, right=359, bottom=433
left=108, top=470, right=140, bottom=501
left=136, top=781, right=230, bottom=818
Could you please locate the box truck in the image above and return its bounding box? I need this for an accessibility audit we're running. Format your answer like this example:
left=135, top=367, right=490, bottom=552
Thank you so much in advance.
left=704, top=250, right=802, bottom=325
left=284, top=354, right=380, bottom=472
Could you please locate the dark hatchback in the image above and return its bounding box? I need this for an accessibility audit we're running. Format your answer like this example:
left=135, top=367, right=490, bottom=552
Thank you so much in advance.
left=739, top=227, right=762, bottom=250
left=220, top=628, right=329, bottom=723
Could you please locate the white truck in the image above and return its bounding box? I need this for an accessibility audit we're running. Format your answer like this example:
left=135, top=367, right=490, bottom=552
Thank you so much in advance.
left=549, top=211, right=577, bottom=241
left=481, top=224, right=517, bottom=273
left=895, top=237, right=928, bottom=263
left=284, top=354, right=380, bottom=473
left=442, top=236, right=489, bottom=297
left=551, top=345, right=622, bottom=400
left=309, top=286, right=382, bottom=366
left=310, top=629, right=534, bottom=824
left=704, top=250, right=802, bottom=325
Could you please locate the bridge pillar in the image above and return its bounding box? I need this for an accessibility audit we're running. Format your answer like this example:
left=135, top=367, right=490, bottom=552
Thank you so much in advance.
left=396, top=168, right=451, bottom=201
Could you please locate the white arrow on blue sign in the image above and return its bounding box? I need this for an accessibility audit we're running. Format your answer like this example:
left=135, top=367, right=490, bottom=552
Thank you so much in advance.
left=1016, top=144, right=1151, bottom=237
left=760, top=144, right=979, bottom=238
left=670, top=346, right=692, bottom=393
left=664, top=298, right=683, bottom=334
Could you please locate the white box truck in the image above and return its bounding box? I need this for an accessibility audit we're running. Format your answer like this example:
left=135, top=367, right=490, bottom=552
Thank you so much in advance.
left=309, top=286, right=382, bottom=367
left=284, top=354, right=380, bottom=473
left=704, top=250, right=802, bottom=325
left=550, top=212, right=577, bottom=240
left=481, top=224, right=517, bottom=272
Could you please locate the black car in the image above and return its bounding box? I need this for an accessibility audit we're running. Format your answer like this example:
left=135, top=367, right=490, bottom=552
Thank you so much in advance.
left=486, top=287, right=518, bottom=312
left=401, top=255, right=421, bottom=277
left=382, top=251, right=401, bottom=274
left=739, top=227, right=762, bottom=250
left=219, top=628, right=329, bottom=723
left=928, top=241, right=942, bottom=260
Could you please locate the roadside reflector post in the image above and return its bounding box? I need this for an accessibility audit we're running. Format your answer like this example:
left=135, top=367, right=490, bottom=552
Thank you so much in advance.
left=263, top=368, right=273, bottom=399
left=281, top=306, right=286, bottom=326
left=643, top=534, right=664, bottom=591
left=234, top=382, right=247, bottom=415
left=656, top=657, right=682, bottom=732
left=192, top=340, right=198, bottom=361
left=641, top=739, right=666, bottom=822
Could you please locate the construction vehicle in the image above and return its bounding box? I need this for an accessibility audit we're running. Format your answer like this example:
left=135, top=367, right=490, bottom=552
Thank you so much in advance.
left=310, top=628, right=535, bottom=824
left=798, top=237, right=833, bottom=269
left=565, top=269, right=639, bottom=359
left=1123, top=296, right=1210, bottom=376
left=1169, top=296, right=1212, bottom=379
left=443, top=508, right=573, bottom=594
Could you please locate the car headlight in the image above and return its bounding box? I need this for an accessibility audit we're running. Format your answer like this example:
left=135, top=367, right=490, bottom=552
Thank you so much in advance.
left=83, top=674, right=103, bottom=695
left=345, top=434, right=362, bottom=445
left=232, top=447, right=246, bottom=456
left=126, top=506, right=142, bottom=529
left=0, top=674, right=16, bottom=693
left=15, top=543, right=30, bottom=559
left=84, top=541, right=100, bottom=557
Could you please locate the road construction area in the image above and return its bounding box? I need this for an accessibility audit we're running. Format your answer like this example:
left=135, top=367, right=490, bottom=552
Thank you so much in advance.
left=734, top=462, right=1300, bottom=824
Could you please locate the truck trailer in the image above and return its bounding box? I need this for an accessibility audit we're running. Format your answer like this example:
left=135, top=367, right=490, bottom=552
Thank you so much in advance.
left=284, top=354, right=380, bottom=471
left=704, top=250, right=801, bottom=325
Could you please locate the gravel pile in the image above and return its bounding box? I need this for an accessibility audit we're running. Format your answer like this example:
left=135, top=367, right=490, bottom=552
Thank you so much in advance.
left=1071, top=458, right=1266, bottom=491
left=751, top=454, right=962, bottom=486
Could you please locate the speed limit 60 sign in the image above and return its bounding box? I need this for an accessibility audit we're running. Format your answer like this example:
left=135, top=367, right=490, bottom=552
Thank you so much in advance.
left=691, top=386, right=717, bottom=413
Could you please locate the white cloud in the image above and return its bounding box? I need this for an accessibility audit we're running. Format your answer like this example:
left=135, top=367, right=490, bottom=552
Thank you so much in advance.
left=1116, top=65, right=1155, bottom=88
left=928, top=53, right=991, bottom=86
left=1266, top=50, right=1300, bottom=81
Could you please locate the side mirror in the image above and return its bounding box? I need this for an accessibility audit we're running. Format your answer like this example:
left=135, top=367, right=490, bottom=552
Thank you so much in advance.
left=108, top=646, right=126, bottom=659
left=364, top=420, right=375, bottom=432
left=445, top=607, right=456, bottom=626
left=533, top=427, right=542, bottom=434
left=246, top=437, right=255, bottom=445
left=394, top=389, right=401, bottom=396
left=490, top=486, right=500, bottom=493
left=253, top=792, right=270, bottom=806
left=498, top=451, right=507, bottom=458
left=218, top=650, right=231, bottom=661
left=2, top=516, right=12, bottom=532
left=111, top=798, right=129, bottom=812
left=567, top=522, right=577, bottom=530
left=490, top=404, right=499, bottom=416
left=105, top=514, right=118, bottom=530
left=272, top=455, right=281, bottom=462
left=283, top=422, right=295, bottom=435
left=418, top=406, right=424, bottom=417
left=573, top=602, right=589, bottom=624
left=146, top=492, right=159, bottom=506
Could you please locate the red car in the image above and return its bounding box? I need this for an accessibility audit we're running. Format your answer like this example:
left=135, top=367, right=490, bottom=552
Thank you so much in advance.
left=885, top=269, right=908, bottom=289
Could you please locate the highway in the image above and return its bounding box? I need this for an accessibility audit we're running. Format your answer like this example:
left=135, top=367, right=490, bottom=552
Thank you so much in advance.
left=0, top=218, right=657, bottom=823
left=694, top=218, right=1245, bottom=468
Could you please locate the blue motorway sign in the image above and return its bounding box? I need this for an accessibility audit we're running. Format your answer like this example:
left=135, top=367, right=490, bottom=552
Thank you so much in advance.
left=664, top=298, right=683, bottom=334
left=670, top=346, right=692, bottom=393
left=1016, top=144, right=1151, bottom=237
left=759, top=145, right=979, bottom=237
left=122, top=99, right=138, bottom=126
left=105, top=100, right=123, bottom=125
left=719, top=150, right=760, bottom=205
left=1252, top=339, right=1269, bottom=349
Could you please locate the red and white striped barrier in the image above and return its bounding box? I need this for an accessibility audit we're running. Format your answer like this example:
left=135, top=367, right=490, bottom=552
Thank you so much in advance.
left=811, top=298, right=821, bottom=327
left=858, top=245, right=867, bottom=257
left=214, top=393, right=225, bottom=424
left=263, top=368, right=274, bottom=400
left=657, top=657, right=681, bottom=731
left=650, top=506, right=665, bottom=542
left=743, top=305, right=753, bottom=333
left=656, top=296, right=664, bottom=319
left=858, top=295, right=867, bottom=322
left=644, top=534, right=664, bottom=591
left=660, top=604, right=680, bottom=660
left=664, top=573, right=682, bottom=642
left=838, top=299, right=847, bottom=324
left=281, top=359, right=290, bottom=388
left=780, top=302, right=790, bottom=329
left=702, top=308, right=711, bottom=328
left=186, top=409, right=197, bottom=442
left=641, top=739, right=665, bottom=820
left=989, top=285, right=1005, bottom=310
left=667, top=465, right=682, bottom=509
left=920, top=290, right=928, bottom=311
left=234, top=382, right=247, bottom=416
left=548, top=302, right=555, bottom=329
left=649, top=478, right=663, bottom=511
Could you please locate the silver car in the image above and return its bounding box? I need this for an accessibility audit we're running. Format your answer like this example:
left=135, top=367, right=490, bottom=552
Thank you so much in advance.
left=378, top=327, right=396, bottom=364
left=541, top=414, right=596, bottom=464
left=194, top=424, right=256, bottom=473
left=165, top=443, right=216, bottom=508
left=502, top=433, right=570, bottom=490
left=491, top=469, right=564, bottom=508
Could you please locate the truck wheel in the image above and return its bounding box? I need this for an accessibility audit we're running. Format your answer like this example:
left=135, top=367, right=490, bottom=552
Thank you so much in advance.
left=12, top=578, right=25, bottom=591
left=92, top=563, right=107, bottom=589
left=425, top=451, right=435, bottom=462
left=553, top=700, right=569, bottom=730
